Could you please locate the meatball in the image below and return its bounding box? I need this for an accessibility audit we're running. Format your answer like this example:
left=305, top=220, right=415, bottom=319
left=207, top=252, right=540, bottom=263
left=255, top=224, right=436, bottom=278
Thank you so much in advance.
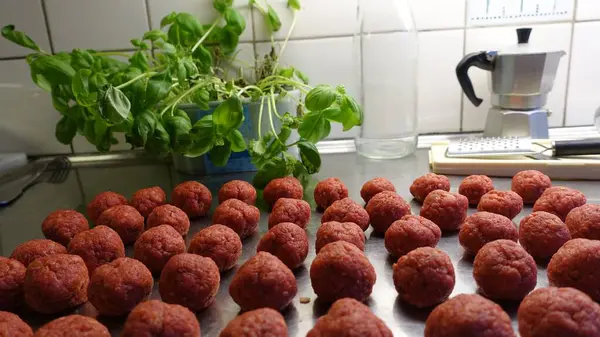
left=88, top=257, right=153, bottom=316
left=122, top=300, right=200, bottom=337
left=67, top=225, right=125, bottom=273
left=212, top=199, right=260, bottom=239
left=24, top=254, right=88, bottom=314
left=321, top=198, right=370, bottom=231
left=310, top=241, right=376, bottom=303
left=0, top=311, right=32, bottom=337
left=10, top=239, right=66, bottom=267
left=518, top=287, right=600, bottom=337
left=519, top=211, right=570, bottom=260
left=458, top=212, right=518, bottom=256
left=268, top=198, right=311, bottom=229
left=263, top=177, right=303, bottom=207
left=360, top=177, right=396, bottom=204
left=218, top=180, right=257, bottom=205
left=314, top=177, right=349, bottom=210
left=229, top=252, right=297, bottom=311
left=188, top=224, right=242, bottom=272
left=393, top=247, right=455, bottom=308
left=96, top=205, right=144, bottom=245
left=87, top=191, right=128, bottom=223
left=365, top=191, right=411, bottom=233
left=41, top=209, right=89, bottom=246
left=257, top=222, right=309, bottom=269
left=420, top=190, right=468, bottom=231
left=409, top=173, right=451, bottom=203
left=34, top=315, right=109, bottom=337
left=129, top=186, right=166, bottom=218
left=533, top=186, right=586, bottom=221
left=478, top=190, right=523, bottom=220
left=315, top=221, right=365, bottom=253
left=134, top=225, right=186, bottom=274
left=220, top=308, right=287, bottom=337
left=473, top=240, right=537, bottom=301
left=171, top=181, right=213, bottom=218
left=146, top=204, right=191, bottom=237
left=384, top=215, right=441, bottom=257
left=458, top=175, right=494, bottom=205
left=159, top=253, right=220, bottom=311
left=424, top=294, right=515, bottom=337
left=511, top=170, right=551, bottom=204
left=307, top=298, right=392, bottom=337
left=566, top=204, right=600, bottom=240
left=547, top=239, right=600, bottom=301
left=0, top=258, right=25, bottom=311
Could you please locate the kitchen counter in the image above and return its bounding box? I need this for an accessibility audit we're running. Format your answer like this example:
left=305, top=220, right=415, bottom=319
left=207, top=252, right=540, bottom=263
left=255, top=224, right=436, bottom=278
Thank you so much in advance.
left=1, top=149, right=599, bottom=336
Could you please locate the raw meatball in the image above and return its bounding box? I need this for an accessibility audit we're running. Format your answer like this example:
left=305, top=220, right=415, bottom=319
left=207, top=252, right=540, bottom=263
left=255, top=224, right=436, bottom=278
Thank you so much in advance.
left=473, top=240, right=537, bottom=301
left=34, top=315, right=109, bottom=337
left=24, top=254, right=88, bottom=314
left=458, top=212, right=518, bottom=256
left=458, top=175, right=494, bottom=205
left=314, top=177, right=349, bottom=210
left=87, top=191, right=128, bottom=223
left=130, top=186, right=166, bottom=218
left=134, top=225, right=186, bottom=274
left=478, top=190, right=523, bottom=220
left=268, top=198, right=311, bottom=229
left=0, top=258, right=25, bottom=311
left=566, top=204, right=600, bottom=240
left=122, top=300, right=200, bottom=337
left=88, top=257, right=153, bottom=316
left=257, top=223, right=309, bottom=269
left=159, top=253, right=220, bottom=311
left=10, top=239, right=66, bottom=267
left=41, top=209, right=89, bottom=246
left=384, top=215, right=441, bottom=257
left=229, top=252, right=297, bottom=311
left=321, top=198, right=370, bottom=231
left=171, top=181, right=212, bottom=218
left=548, top=238, right=600, bottom=301
left=188, top=225, right=242, bottom=272
left=533, top=186, right=586, bottom=221
left=68, top=225, right=125, bottom=273
left=518, top=287, right=600, bottom=337
left=365, top=191, right=411, bottom=233
left=393, top=247, right=455, bottom=308
left=220, top=308, right=287, bottom=337
left=424, top=294, right=515, bottom=337
left=307, top=298, right=392, bottom=337
left=146, top=204, right=191, bottom=237
left=519, top=211, right=570, bottom=260
left=310, top=241, right=376, bottom=303
left=315, top=221, right=365, bottom=253
left=410, top=173, right=451, bottom=203
left=212, top=199, right=260, bottom=239
left=218, top=180, right=257, bottom=205
left=420, top=190, right=468, bottom=231
left=263, top=177, right=303, bottom=207
left=0, top=311, right=32, bottom=337
left=511, top=170, right=551, bottom=204
left=360, top=177, right=396, bottom=204
left=96, top=205, right=144, bottom=245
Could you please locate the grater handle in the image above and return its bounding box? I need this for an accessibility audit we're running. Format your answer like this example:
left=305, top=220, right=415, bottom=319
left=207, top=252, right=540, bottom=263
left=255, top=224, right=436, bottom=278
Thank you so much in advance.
left=553, top=139, right=600, bottom=156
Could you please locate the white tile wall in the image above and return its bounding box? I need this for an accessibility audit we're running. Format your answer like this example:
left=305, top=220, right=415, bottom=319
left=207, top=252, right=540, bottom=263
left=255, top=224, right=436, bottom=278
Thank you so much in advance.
left=411, top=0, right=466, bottom=30
left=0, top=0, right=51, bottom=57
left=576, top=0, right=600, bottom=21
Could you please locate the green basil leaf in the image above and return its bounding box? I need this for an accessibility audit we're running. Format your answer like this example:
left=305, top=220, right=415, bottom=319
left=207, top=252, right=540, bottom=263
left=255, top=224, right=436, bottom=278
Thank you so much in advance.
left=336, top=85, right=347, bottom=95
left=253, top=157, right=288, bottom=189
left=143, top=29, right=168, bottom=41
left=55, top=116, right=77, bottom=144
left=145, top=123, right=170, bottom=155
left=209, top=141, right=232, bottom=166
left=173, top=13, right=204, bottom=46
left=31, top=55, right=75, bottom=85
left=224, top=7, right=246, bottom=35
left=298, top=111, right=331, bottom=143
left=30, top=69, right=51, bottom=92
left=192, top=88, right=210, bottom=110
left=297, top=140, right=321, bottom=174
left=185, top=135, right=213, bottom=157
left=129, top=51, right=149, bottom=71
left=213, top=0, right=233, bottom=13
left=192, top=45, right=213, bottom=73
left=340, top=95, right=363, bottom=131
left=177, top=60, right=187, bottom=86
left=182, top=58, right=198, bottom=79
left=193, top=114, right=214, bottom=130
left=100, top=86, right=131, bottom=123
left=89, top=73, right=108, bottom=92
left=145, top=72, right=171, bottom=107
left=132, top=109, right=157, bottom=147
left=72, top=69, right=91, bottom=97
left=287, top=0, right=301, bottom=10
left=71, top=49, right=94, bottom=70
left=322, top=106, right=343, bottom=122
left=294, top=69, right=309, bottom=84
left=213, top=97, right=244, bottom=131
left=278, top=126, right=292, bottom=143
left=305, top=85, right=337, bottom=111
left=221, top=28, right=240, bottom=54
left=278, top=67, right=294, bottom=78
left=164, top=115, right=192, bottom=151
left=227, top=130, right=246, bottom=152
left=1, top=25, right=40, bottom=51
left=160, top=12, right=177, bottom=28
left=266, top=5, right=282, bottom=32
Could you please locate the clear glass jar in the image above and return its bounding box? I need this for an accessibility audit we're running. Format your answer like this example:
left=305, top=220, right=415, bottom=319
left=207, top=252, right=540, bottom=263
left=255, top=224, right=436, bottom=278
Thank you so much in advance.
left=354, top=0, right=418, bottom=159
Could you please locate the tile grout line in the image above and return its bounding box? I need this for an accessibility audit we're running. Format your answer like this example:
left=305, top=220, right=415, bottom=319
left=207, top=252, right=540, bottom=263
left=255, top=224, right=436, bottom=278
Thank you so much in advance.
left=562, top=0, right=579, bottom=127
left=143, top=0, right=153, bottom=31
left=40, top=0, right=55, bottom=54
left=459, top=0, right=468, bottom=132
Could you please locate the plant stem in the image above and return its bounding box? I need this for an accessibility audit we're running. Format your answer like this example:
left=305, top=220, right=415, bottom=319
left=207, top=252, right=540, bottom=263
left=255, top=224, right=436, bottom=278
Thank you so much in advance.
left=160, top=82, right=206, bottom=116
left=258, top=96, right=266, bottom=138
left=92, top=51, right=132, bottom=58
left=259, top=75, right=312, bottom=89
left=267, top=92, right=278, bottom=140
left=270, top=88, right=282, bottom=119
left=272, top=10, right=298, bottom=75
left=191, top=18, right=221, bottom=53
left=236, top=85, right=262, bottom=98
left=115, top=72, right=157, bottom=90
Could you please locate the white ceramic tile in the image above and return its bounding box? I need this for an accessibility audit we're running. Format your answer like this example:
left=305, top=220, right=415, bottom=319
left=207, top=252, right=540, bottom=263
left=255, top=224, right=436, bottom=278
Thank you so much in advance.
left=417, top=30, right=463, bottom=133
left=0, top=0, right=51, bottom=57
left=361, top=0, right=413, bottom=33
left=463, top=23, right=571, bottom=131
left=411, top=0, right=466, bottom=30
left=253, top=0, right=357, bottom=41
left=44, top=0, right=149, bottom=51
left=0, top=59, right=71, bottom=154
left=566, top=22, right=600, bottom=126
left=147, top=0, right=253, bottom=42
left=576, top=0, right=600, bottom=21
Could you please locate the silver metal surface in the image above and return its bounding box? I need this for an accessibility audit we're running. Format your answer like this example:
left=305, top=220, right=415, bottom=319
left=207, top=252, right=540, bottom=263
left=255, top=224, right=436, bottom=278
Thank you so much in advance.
left=483, top=107, right=550, bottom=139
left=446, top=137, right=535, bottom=157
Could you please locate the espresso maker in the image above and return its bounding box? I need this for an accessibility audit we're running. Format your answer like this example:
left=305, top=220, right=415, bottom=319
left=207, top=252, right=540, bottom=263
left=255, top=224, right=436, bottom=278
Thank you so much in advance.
left=456, top=28, right=566, bottom=139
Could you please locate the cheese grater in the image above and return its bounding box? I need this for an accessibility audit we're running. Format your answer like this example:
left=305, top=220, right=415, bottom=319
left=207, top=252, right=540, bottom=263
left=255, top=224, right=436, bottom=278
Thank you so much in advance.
left=446, top=137, right=536, bottom=158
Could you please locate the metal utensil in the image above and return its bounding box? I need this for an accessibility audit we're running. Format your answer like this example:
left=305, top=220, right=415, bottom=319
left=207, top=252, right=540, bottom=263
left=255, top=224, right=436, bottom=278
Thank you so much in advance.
left=446, top=137, right=600, bottom=158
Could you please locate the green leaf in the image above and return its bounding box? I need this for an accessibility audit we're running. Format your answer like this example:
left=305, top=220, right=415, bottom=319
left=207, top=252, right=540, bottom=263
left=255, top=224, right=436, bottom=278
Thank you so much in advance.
left=100, top=86, right=131, bottom=123
left=253, top=157, right=288, bottom=188
left=164, top=115, right=192, bottom=151
left=143, top=29, right=168, bottom=41
left=177, top=60, right=187, bottom=86
left=266, top=5, right=282, bottom=32
left=288, top=0, right=301, bottom=10
left=305, top=85, right=337, bottom=111
left=221, top=28, right=240, bottom=54
left=186, top=116, right=215, bottom=157
left=298, top=111, right=331, bottom=143
left=278, top=67, right=294, bottom=78
left=89, top=73, right=108, bottom=92
left=192, top=45, right=213, bottom=73
left=129, top=51, right=149, bottom=71
left=145, top=72, right=172, bottom=107
left=336, top=85, right=347, bottom=95
left=55, top=116, right=77, bottom=144
left=72, top=69, right=91, bottom=97
left=323, top=106, right=343, bottom=122
left=30, top=69, right=51, bottom=92
left=168, top=13, right=203, bottom=47
left=213, top=97, right=244, bottom=131
left=224, top=7, right=246, bottom=35
left=160, top=12, right=178, bottom=28
left=132, top=109, right=157, bottom=147
left=30, top=55, right=75, bottom=85
left=71, top=49, right=94, bottom=69
left=209, top=142, right=232, bottom=166
left=192, top=88, right=210, bottom=110
left=213, top=0, right=233, bottom=13
left=130, top=39, right=150, bottom=50
left=145, top=123, right=170, bottom=155
left=1, top=25, right=40, bottom=51
left=297, top=140, right=321, bottom=174
left=227, top=130, right=246, bottom=152
left=340, top=95, right=363, bottom=131
left=294, top=69, right=309, bottom=84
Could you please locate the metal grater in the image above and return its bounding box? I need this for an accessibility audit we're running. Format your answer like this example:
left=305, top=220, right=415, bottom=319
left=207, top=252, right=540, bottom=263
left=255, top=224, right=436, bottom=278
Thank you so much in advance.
left=446, top=137, right=536, bottom=158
